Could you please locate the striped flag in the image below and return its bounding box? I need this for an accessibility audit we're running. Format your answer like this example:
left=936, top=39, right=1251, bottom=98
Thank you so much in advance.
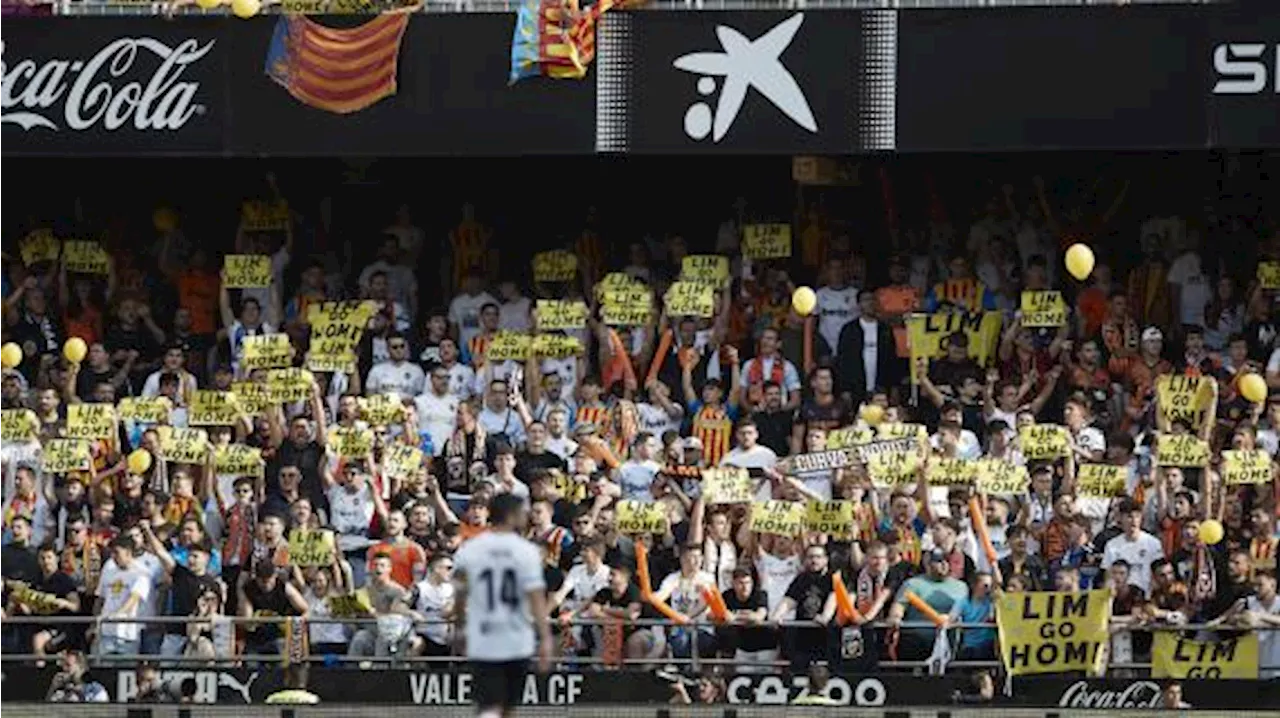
left=266, top=14, right=411, bottom=115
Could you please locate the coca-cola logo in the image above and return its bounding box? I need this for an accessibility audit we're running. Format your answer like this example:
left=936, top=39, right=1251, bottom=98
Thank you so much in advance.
left=1058, top=680, right=1161, bottom=709
left=1, top=37, right=212, bottom=132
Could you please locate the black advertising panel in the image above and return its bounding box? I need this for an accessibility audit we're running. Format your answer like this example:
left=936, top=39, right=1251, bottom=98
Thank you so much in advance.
left=1, top=18, right=228, bottom=156
left=1207, top=6, right=1280, bottom=148
left=603, top=10, right=893, bottom=154
left=896, top=6, right=1210, bottom=151
left=225, top=13, right=596, bottom=156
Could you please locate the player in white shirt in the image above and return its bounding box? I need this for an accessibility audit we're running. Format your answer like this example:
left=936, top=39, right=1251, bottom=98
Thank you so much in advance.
left=453, top=494, right=552, bottom=717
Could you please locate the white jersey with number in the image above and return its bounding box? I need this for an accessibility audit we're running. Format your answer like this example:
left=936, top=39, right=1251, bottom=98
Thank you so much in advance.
left=454, top=530, right=545, bottom=662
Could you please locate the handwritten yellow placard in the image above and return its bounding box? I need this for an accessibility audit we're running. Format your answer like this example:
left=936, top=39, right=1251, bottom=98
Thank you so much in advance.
left=1154, top=434, right=1211, bottom=468
left=215, top=444, right=264, bottom=477
left=20, top=230, right=60, bottom=266
left=680, top=255, right=729, bottom=286
left=750, top=500, right=805, bottom=536
left=593, top=272, right=646, bottom=302
left=242, top=334, right=292, bottom=370
left=241, top=200, right=290, bottom=231
left=826, top=426, right=876, bottom=450
left=1, top=409, right=39, bottom=442
left=360, top=393, right=404, bottom=426
left=265, top=368, right=313, bottom=404
left=531, top=334, right=583, bottom=358
left=232, top=381, right=274, bottom=414
left=1258, top=262, right=1280, bottom=290
left=804, top=501, right=854, bottom=539
left=383, top=443, right=424, bottom=479
left=742, top=224, right=792, bottom=260
left=307, top=300, right=376, bottom=373
left=1076, top=464, right=1126, bottom=498
left=1222, top=449, right=1271, bottom=486
left=42, top=439, right=93, bottom=473
left=866, top=449, right=921, bottom=489
left=976, top=459, right=1029, bottom=495
left=532, top=250, right=578, bottom=283
left=601, top=288, right=652, bottom=326
left=1019, top=424, right=1069, bottom=460
left=701, top=467, right=754, bottom=504
left=486, top=331, right=532, bottom=361
left=116, top=397, right=171, bottom=424
left=159, top=427, right=211, bottom=464
left=62, top=240, right=110, bottom=274
left=1155, top=375, right=1215, bottom=432
left=534, top=300, right=588, bottom=331
left=927, top=457, right=978, bottom=487
left=222, top=255, right=272, bottom=288
left=66, top=403, right=116, bottom=440
left=328, top=426, right=374, bottom=458
left=664, top=281, right=715, bottom=317
left=288, top=528, right=336, bottom=567
left=189, top=391, right=241, bottom=426
left=616, top=500, right=669, bottom=535
left=1021, top=291, right=1067, bottom=327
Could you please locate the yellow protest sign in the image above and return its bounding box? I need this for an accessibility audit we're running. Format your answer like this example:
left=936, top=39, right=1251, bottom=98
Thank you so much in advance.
left=242, top=333, right=292, bottom=370
left=905, top=312, right=1003, bottom=383
left=1152, top=632, right=1258, bottom=679
left=241, top=200, right=290, bottom=231
left=531, top=334, right=583, bottom=358
left=601, top=288, right=652, bottom=326
left=996, top=589, right=1111, bottom=676
left=20, top=230, right=60, bottom=266
left=189, top=391, right=241, bottom=426
left=41, top=439, right=93, bottom=473
left=826, top=426, right=875, bottom=450
left=681, top=255, right=729, bottom=286
left=66, top=403, right=116, bottom=440
left=877, top=422, right=928, bottom=448
left=10, top=583, right=61, bottom=614
left=549, top=469, right=586, bottom=504
left=750, top=501, right=805, bottom=536
left=486, top=331, right=532, bottom=361
left=116, top=397, right=171, bottom=424
left=383, top=443, right=424, bottom=479
left=360, top=394, right=404, bottom=426
left=1155, top=434, right=1210, bottom=467
left=328, top=426, right=374, bottom=458
left=215, top=444, right=264, bottom=477
left=1020, top=291, right=1067, bottom=327
left=1155, top=375, right=1216, bottom=431
left=742, top=224, right=792, bottom=260
left=265, top=368, right=313, bottom=403
left=222, top=255, right=273, bottom=288
left=615, top=500, right=669, bottom=535
left=927, top=457, right=978, bottom=487
left=288, top=528, right=336, bottom=567
left=532, top=250, right=578, bottom=283
left=1222, top=449, right=1272, bottom=486
left=976, top=459, right=1029, bottom=496
left=159, top=427, right=210, bottom=464
left=664, top=281, right=715, bottom=318
left=1076, top=464, right=1126, bottom=499
left=307, top=301, right=376, bottom=373
left=804, top=501, right=854, bottom=539
left=327, top=590, right=374, bottom=618
left=534, top=300, right=588, bottom=331
left=701, top=467, right=754, bottom=504
left=865, top=448, right=921, bottom=489
left=1019, top=424, right=1069, bottom=460
left=1258, top=262, right=1280, bottom=290
left=232, top=381, right=274, bottom=414
left=1, top=409, right=39, bottom=442
left=593, top=272, right=646, bottom=301
left=62, top=240, right=110, bottom=274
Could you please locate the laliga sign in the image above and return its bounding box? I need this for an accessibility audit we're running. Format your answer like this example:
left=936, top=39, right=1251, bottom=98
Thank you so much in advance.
left=0, top=37, right=212, bottom=132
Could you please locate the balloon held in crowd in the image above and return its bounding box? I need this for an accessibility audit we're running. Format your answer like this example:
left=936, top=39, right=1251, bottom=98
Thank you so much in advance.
left=1064, top=243, right=1095, bottom=281
left=1198, top=518, right=1225, bottom=546
left=0, top=342, right=21, bottom=369
left=1240, top=372, right=1268, bottom=404
left=63, top=337, right=87, bottom=364
left=791, top=286, right=817, bottom=316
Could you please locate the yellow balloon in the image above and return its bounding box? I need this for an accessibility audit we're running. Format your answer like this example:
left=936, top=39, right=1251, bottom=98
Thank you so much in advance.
left=63, top=337, right=88, bottom=364
left=1064, top=243, right=1095, bottom=281
left=860, top=403, right=885, bottom=427
left=195, top=0, right=222, bottom=8
left=792, top=286, right=817, bottom=317
left=1240, top=372, right=1268, bottom=404
left=127, top=449, right=153, bottom=476
left=231, top=0, right=260, bottom=18
left=1198, top=519, right=1224, bottom=546
left=0, top=342, right=22, bottom=370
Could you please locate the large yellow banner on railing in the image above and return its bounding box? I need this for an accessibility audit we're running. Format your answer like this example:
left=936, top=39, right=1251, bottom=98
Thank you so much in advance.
left=996, top=589, right=1111, bottom=676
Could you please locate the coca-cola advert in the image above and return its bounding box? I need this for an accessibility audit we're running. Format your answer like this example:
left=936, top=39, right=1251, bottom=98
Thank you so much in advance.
left=1, top=19, right=225, bottom=154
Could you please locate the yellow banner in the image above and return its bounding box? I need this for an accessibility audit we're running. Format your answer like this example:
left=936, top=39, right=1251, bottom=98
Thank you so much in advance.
left=534, top=300, right=588, bottom=331
left=664, top=281, right=715, bottom=317
left=1152, top=632, right=1258, bottom=679
left=1076, top=464, right=1126, bottom=499
left=222, top=255, right=272, bottom=288
left=680, top=255, right=729, bottom=286
left=116, top=397, right=171, bottom=424
left=1155, top=375, right=1216, bottom=431
left=593, top=272, right=646, bottom=302
left=1, top=409, right=39, bottom=442
left=1258, top=261, right=1280, bottom=290
left=1155, top=434, right=1211, bottom=467
left=242, top=333, right=292, bottom=370
left=487, top=331, right=532, bottom=361
left=1020, top=291, right=1067, bottom=327
left=927, top=457, right=978, bottom=487
left=360, top=393, right=404, bottom=426
left=532, top=250, right=578, bottom=283
left=241, top=200, right=290, bottom=231
left=307, top=301, right=376, bottom=373
left=288, top=528, right=336, bottom=567
left=159, top=426, right=210, bottom=464
left=905, top=311, right=1003, bottom=383
left=66, top=403, right=115, bottom=440
left=1222, top=449, right=1272, bottom=486
left=1019, top=424, right=1069, bottom=461
left=877, top=422, right=928, bottom=443
left=215, top=444, right=264, bottom=477
left=20, top=229, right=60, bottom=266
left=189, top=391, right=241, bottom=426
left=328, top=426, right=374, bottom=458
left=750, top=500, right=805, bottom=536
left=10, top=582, right=61, bottom=614
left=41, top=439, right=93, bottom=473
left=866, top=449, right=921, bottom=489
left=327, top=590, right=374, bottom=618
left=265, top=368, right=313, bottom=403
left=997, top=589, right=1111, bottom=676
left=615, top=500, right=669, bottom=535
left=601, top=288, right=652, bottom=326
left=233, top=381, right=274, bottom=414
left=976, top=459, right=1029, bottom=495
left=804, top=501, right=854, bottom=539
left=531, top=334, right=583, bottom=358
left=742, top=224, right=792, bottom=260
left=383, top=443, right=424, bottom=479
left=701, top=467, right=754, bottom=504
left=826, top=426, right=875, bottom=449
left=63, top=240, right=110, bottom=274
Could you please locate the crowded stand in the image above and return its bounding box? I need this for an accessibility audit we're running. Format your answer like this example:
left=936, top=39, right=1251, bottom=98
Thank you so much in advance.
left=1, top=155, right=1278, bottom=704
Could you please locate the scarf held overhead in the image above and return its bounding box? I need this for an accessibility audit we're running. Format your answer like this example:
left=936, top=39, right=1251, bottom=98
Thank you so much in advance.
left=266, top=14, right=411, bottom=115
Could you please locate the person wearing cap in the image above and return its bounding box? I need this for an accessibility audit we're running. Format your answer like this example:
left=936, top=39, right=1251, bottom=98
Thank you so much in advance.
left=886, top=547, right=969, bottom=660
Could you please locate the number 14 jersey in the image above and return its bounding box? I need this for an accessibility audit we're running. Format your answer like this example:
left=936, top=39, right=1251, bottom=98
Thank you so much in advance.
left=454, top=531, right=546, bottom=661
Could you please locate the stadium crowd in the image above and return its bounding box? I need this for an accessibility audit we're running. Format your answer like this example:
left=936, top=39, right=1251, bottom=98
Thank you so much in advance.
left=2, top=160, right=1280, bottom=697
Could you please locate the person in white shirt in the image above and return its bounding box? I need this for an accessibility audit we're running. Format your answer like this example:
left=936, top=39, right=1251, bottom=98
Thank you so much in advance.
left=719, top=419, right=778, bottom=501
left=1246, top=571, right=1280, bottom=679
left=1167, top=240, right=1209, bottom=328
left=140, top=344, right=199, bottom=404
left=366, top=334, right=426, bottom=397
left=436, top=338, right=476, bottom=403
left=415, top=367, right=459, bottom=457
left=654, top=544, right=716, bottom=658
left=530, top=371, right=577, bottom=424
left=815, top=257, right=859, bottom=357
left=478, top=377, right=526, bottom=448
left=448, top=277, right=499, bottom=349
left=219, top=288, right=278, bottom=376
left=1102, top=499, right=1164, bottom=595
left=738, top=328, right=802, bottom=411
left=636, top=380, right=684, bottom=438
left=359, top=236, right=419, bottom=321
left=93, top=536, right=153, bottom=656
left=413, top=553, right=457, bottom=656
left=552, top=537, right=611, bottom=653
left=543, top=408, right=578, bottom=460
left=616, top=432, right=662, bottom=501
left=327, top=468, right=387, bottom=588
left=452, top=494, right=551, bottom=715
left=497, top=281, right=532, bottom=332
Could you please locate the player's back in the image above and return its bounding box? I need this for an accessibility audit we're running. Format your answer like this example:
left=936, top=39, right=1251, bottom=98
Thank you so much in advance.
left=454, top=530, right=545, bottom=663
